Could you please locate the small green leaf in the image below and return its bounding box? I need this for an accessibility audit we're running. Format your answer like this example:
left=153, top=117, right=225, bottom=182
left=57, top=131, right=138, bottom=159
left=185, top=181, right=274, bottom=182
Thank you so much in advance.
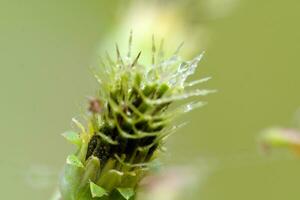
left=90, top=182, right=108, bottom=198
left=66, top=154, right=84, bottom=168
left=117, top=188, right=135, bottom=200
left=62, top=131, right=81, bottom=147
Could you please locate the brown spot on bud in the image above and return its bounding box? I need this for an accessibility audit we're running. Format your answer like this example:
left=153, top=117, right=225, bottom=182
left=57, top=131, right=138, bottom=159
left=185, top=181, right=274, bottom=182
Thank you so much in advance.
left=88, top=97, right=103, bottom=114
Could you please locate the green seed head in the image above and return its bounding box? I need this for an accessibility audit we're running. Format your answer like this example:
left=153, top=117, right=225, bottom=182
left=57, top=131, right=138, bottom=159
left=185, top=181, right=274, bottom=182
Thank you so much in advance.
left=59, top=35, right=214, bottom=200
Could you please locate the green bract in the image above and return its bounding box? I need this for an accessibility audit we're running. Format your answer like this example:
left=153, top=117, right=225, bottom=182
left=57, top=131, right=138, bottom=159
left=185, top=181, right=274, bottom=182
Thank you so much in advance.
left=59, top=35, right=214, bottom=200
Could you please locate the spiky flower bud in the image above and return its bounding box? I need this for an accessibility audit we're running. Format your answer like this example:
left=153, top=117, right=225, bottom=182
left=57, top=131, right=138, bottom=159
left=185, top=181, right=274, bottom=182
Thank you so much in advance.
left=59, top=35, right=214, bottom=200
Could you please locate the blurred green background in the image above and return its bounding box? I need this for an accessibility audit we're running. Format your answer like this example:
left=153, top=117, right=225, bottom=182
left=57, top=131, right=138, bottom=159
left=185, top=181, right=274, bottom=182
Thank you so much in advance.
left=1, top=0, right=300, bottom=199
